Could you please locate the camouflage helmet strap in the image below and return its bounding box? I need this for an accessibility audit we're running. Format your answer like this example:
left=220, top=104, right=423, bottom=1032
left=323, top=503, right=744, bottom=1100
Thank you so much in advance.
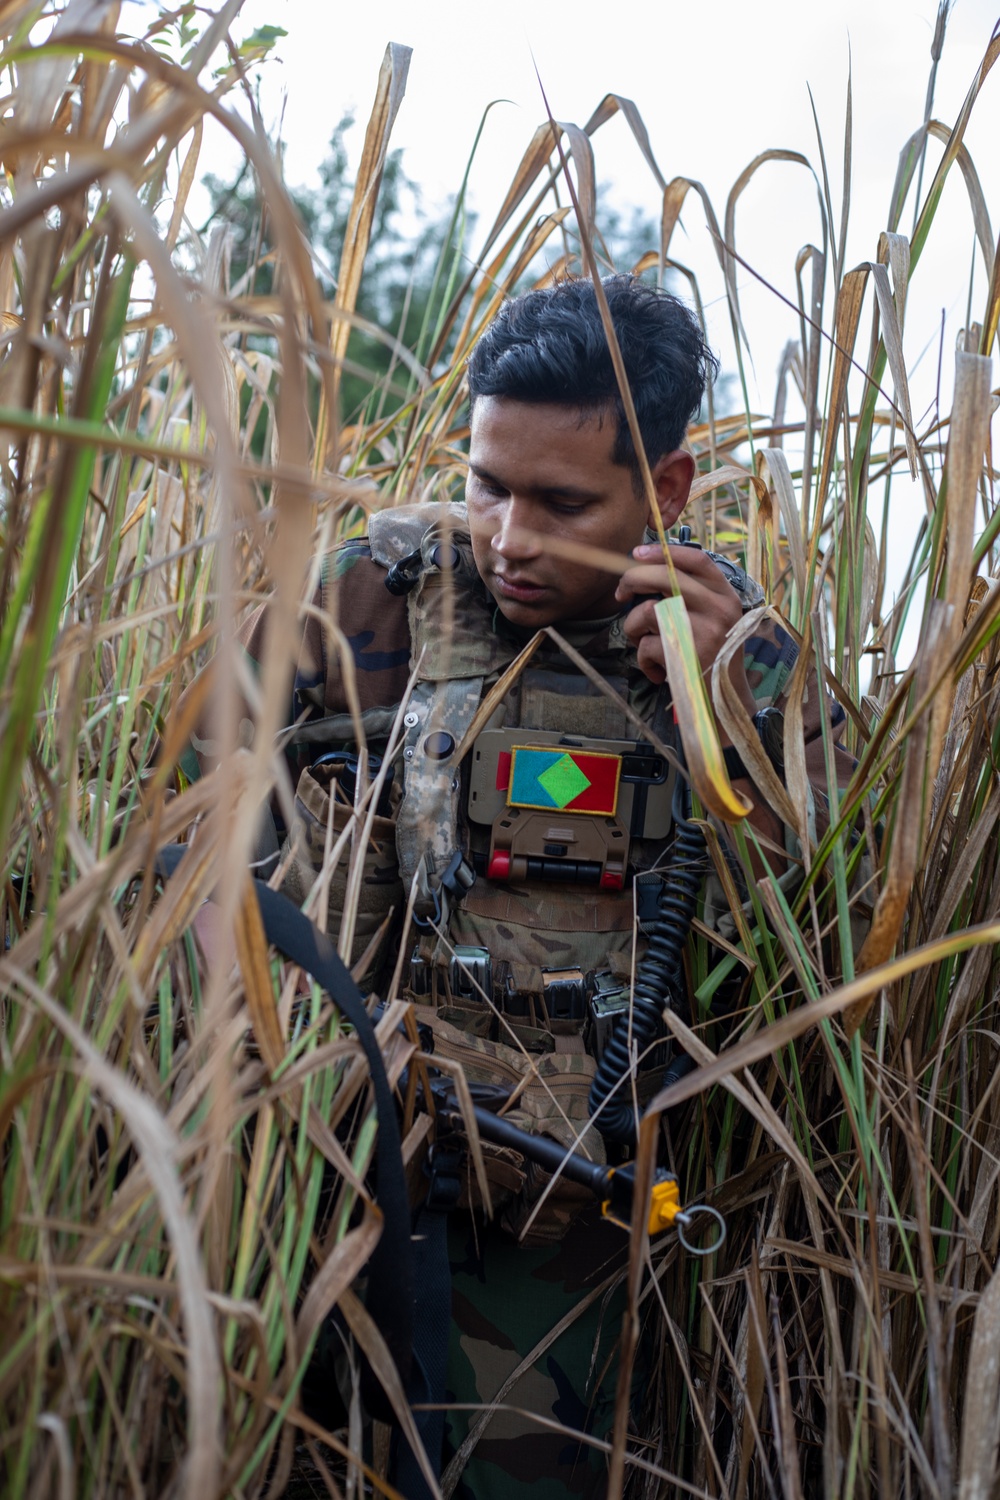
left=397, top=675, right=483, bottom=921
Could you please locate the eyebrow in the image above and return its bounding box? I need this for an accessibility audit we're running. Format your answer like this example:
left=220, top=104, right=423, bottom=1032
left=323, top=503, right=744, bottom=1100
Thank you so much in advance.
left=468, top=462, right=603, bottom=503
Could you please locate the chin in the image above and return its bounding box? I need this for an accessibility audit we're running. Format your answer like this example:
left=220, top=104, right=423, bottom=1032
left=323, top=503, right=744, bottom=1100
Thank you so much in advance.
left=494, top=596, right=559, bottom=628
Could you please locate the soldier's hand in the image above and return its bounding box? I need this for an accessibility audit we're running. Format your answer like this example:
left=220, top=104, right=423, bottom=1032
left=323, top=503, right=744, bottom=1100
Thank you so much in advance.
left=615, top=542, right=757, bottom=722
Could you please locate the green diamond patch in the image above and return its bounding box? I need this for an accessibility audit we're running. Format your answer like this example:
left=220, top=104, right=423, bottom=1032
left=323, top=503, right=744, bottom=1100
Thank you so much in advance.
left=537, top=752, right=591, bottom=809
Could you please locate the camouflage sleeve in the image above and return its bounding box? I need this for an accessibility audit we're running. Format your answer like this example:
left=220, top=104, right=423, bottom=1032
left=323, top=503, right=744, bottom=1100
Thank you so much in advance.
left=741, top=614, right=854, bottom=848
left=174, top=539, right=411, bottom=784
left=704, top=612, right=867, bottom=945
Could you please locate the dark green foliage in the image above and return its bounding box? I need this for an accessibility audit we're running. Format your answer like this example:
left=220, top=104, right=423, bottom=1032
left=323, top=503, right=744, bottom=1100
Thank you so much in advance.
left=203, top=114, right=472, bottom=422
left=203, top=115, right=665, bottom=427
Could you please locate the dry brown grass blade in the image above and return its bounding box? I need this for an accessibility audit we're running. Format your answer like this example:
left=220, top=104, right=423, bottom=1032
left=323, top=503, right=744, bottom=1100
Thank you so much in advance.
left=0, top=774, right=225, bottom=991
left=736, top=1249, right=768, bottom=1500
left=478, top=121, right=563, bottom=256
left=756, top=448, right=807, bottom=603
left=233, top=872, right=284, bottom=1073
left=652, top=916, right=1000, bottom=1114
left=690, top=463, right=760, bottom=504
left=868, top=259, right=918, bottom=477
left=793, top=243, right=826, bottom=525
left=926, top=349, right=993, bottom=750
left=552, top=116, right=597, bottom=248
left=847, top=349, right=992, bottom=1033
left=905, top=1050, right=953, bottom=1496
left=780, top=615, right=816, bottom=861
left=770, top=1291, right=805, bottom=1500
left=339, top=1286, right=442, bottom=1499
left=454, top=630, right=546, bottom=761
left=814, top=265, right=868, bottom=517
left=843, top=616, right=934, bottom=1030
left=858, top=513, right=881, bottom=646
left=980, top=227, right=1000, bottom=356
left=659, top=174, right=725, bottom=275
left=958, top=1252, right=1000, bottom=1500
left=878, top=230, right=911, bottom=327
left=608, top=1114, right=657, bottom=1500
left=5, top=964, right=222, bottom=1498
left=296, top=1207, right=382, bottom=1357
left=321, top=41, right=411, bottom=458
left=582, top=93, right=666, bottom=192
left=723, top=149, right=823, bottom=343
left=924, top=120, right=994, bottom=269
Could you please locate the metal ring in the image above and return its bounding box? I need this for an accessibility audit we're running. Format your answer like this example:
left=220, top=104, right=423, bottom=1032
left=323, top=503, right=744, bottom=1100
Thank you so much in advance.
left=676, top=1204, right=726, bottom=1257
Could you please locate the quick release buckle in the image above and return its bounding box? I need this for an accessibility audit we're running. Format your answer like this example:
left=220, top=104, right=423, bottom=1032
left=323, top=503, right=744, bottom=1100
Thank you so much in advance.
left=411, top=848, right=476, bottom=932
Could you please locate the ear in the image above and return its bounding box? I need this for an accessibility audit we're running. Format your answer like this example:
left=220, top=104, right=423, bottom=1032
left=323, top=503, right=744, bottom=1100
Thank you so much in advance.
left=648, top=449, right=695, bottom=532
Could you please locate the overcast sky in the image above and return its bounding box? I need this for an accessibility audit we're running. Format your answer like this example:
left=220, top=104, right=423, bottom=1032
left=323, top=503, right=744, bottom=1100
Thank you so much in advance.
left=212, top=0, right=999, bottom=423
left=176, top=0, right=999, bottom=659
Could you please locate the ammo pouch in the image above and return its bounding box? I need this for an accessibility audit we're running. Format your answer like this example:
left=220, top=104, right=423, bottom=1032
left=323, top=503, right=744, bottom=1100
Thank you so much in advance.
left=281, top=764, right=403, bottom=992
left=413, top=1005, right=605, bottom=1246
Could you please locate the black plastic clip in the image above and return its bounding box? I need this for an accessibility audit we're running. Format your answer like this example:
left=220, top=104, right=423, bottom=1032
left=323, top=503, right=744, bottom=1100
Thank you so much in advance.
left=422, top=1143, right=464, bottom=1213
left=384, top=546, right=425, bottom=596
left=412, top=849, right=476, bottom=932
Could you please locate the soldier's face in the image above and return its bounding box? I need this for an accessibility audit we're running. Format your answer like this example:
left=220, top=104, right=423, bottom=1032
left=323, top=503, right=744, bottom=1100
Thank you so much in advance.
left=466, top=397, right=687, bottom=627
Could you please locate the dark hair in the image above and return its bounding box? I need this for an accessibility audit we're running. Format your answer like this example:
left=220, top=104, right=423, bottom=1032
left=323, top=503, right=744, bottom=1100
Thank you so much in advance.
left=466, top=274, right=718, bottom=488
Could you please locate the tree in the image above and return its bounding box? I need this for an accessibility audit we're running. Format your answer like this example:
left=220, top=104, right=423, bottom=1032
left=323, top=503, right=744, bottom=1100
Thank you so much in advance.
left=201, top=118, right=683, bottom=430
left=202, top=114, right=471, bottom=424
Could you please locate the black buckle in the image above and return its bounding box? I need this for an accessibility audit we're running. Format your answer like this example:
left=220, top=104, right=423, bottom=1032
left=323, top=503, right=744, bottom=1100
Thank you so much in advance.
left=423, top=1143, right=464, bottom=1213
left=412, top=849, right=475, bottom=932
left=384, top=546, right=424, bottom=596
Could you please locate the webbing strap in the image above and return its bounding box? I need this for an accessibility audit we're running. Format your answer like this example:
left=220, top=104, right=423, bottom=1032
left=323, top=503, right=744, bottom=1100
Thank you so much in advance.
left=395, top=674, right=483, bottom=918
left=154, top=846, right=413, bottom=1421
left=391, top=1196, right=455, bottom=1499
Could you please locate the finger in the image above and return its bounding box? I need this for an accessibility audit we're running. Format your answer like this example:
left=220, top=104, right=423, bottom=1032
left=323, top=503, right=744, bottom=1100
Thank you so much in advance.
left=617, top=566, right=732, bottom=619
left=634, top=632, right=667, bottom=685
left=630, top=541, right=728, bottom=575
left=621, top=597, right=724, bottom=654
left=621, top=598, right=660, bottom=645
left=617, top=550, right=737, bottom=604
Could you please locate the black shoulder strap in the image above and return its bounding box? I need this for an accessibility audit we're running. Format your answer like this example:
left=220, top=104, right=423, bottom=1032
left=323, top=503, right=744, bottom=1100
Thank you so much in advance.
left=154, top=846, right=413, bottom=1419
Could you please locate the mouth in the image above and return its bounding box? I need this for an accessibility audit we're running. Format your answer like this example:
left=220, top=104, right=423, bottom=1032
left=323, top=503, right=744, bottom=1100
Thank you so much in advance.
left=491, top=572, right=551, bottom=605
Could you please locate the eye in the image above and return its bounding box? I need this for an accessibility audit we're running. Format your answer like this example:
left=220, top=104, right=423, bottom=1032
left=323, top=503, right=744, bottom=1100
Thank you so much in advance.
left=469, top=471, right=508, bottom=499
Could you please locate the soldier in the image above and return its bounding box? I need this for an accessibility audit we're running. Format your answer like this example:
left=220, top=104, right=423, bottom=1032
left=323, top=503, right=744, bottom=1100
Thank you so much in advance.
left=180, top=274, right=845, bottom=1497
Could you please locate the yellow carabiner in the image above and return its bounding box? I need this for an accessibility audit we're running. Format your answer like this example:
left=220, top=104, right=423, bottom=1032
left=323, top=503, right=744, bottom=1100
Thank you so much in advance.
left=647, top=1176, right=682, bottom=1235
left=600, top=1168, right=682, bottom=1235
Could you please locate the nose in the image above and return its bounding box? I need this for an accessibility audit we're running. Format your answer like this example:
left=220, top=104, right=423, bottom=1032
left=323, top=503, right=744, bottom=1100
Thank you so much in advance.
left=492, top=496, right=542, bottom=561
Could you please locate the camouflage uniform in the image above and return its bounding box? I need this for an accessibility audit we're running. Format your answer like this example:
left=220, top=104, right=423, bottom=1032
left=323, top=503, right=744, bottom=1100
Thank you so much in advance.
left=182, top=502, right=852, bottom=1498
left=444, top=1205, right=633, bottom=1499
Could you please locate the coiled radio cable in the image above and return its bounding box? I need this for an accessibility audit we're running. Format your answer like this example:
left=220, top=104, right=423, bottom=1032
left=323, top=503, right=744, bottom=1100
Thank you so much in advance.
left=588, top=767, right=707, bottom=1144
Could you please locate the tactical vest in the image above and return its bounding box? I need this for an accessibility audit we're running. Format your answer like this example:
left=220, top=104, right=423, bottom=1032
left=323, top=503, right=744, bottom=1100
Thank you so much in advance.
left=367, top=505, right=678, bottom=1031
left=282, top=503, right=759, bottom=1235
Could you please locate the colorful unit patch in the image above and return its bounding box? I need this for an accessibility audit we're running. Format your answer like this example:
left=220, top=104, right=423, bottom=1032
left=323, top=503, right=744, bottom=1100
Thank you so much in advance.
left=507, top=746, right=621, bottom=816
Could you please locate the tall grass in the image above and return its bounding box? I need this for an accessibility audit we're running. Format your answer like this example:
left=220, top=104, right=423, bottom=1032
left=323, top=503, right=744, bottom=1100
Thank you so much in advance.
left=1, top=2, right=999, bottom=1497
